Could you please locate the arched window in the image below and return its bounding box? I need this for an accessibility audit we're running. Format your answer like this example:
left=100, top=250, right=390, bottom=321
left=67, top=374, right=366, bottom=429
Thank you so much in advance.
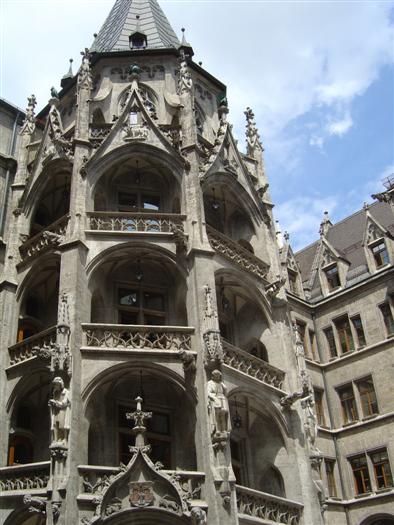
left=249, top=340, right=268, bottom=362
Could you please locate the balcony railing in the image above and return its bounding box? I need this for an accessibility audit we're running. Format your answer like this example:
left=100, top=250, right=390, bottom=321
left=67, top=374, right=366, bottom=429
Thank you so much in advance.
left=206, top=226, right=269, bottom=280
left=19, top=214, right=69, bottom=263
left=8, top=326, right=57, bottom=367
left=79, top=465, right=204, bottom=501
left=86, top=212, right=185, bottom=235
left=0, top=461, right=50, bottom=493
left=236, top=485, right=303, bottom=525
left=82, top=324, right=194, bottom=352
left=222, top=339, right=285, bottom=390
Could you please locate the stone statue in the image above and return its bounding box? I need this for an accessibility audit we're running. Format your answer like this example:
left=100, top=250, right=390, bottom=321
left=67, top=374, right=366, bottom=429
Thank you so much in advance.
left=191, top=506, right=207, bottom=525
left=49, top=377, right=71, bottom=445
left=207, top=370, right=231, bottom=437
left=178, top=58, right=193, bottom=94
left=50, top=86, right=59, bottom=99
left=302, top=396, right=320, bottom=455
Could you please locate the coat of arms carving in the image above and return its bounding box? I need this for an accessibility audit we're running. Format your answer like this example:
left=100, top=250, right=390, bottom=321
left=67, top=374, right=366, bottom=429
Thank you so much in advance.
left=129, top=481, right=154, bottom=507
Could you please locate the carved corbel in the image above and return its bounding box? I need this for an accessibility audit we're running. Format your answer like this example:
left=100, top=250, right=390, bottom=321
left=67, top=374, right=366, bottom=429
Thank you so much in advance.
left=23, top=494, right=46, bottom=514
left=191, top=506, right=207, bottom=524
left=179, top=350, right=196, bottom=373
left=42, top=230, right=63, bottom=245
left=265, top=275, right=286, bottom=299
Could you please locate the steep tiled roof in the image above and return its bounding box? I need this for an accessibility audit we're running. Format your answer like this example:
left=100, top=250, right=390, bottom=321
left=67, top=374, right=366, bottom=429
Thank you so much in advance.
left=91, top=0, right=180, bottom=53
left=295, top=200, right=394, bottom=286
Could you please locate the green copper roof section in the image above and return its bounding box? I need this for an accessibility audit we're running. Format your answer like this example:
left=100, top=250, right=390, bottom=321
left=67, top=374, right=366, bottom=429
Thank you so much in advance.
left=91, top=0, right=180, bottom=52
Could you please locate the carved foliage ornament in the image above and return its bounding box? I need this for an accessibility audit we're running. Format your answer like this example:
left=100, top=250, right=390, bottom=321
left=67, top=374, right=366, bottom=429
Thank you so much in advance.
left=78, top=48, right=93, bottom=93
left=244, top=107, right=262, bottom=156
left=20, top=95, right=37, bottom=135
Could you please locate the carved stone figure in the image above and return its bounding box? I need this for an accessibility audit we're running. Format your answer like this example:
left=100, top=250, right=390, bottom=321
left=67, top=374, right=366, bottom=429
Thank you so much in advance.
left=302, top=396, right=320, bottom=456
left=78, top=48, right=93, bottom=92
left=244, top=107, right=262, bottom=156
left=178, top=58, right=193, bottom=94
left=191, top=506, right=207, bottom=525
left=49, top=377, right=71, bottom=445
left=207, top=369, right=231, bottom=437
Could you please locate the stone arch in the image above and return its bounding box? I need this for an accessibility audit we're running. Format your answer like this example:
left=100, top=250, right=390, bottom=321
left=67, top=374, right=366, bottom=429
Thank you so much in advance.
left=82, top=362, right=197, bottom=470
left=202, top=172, right=263, bottom=231
left=87, top=142, right=184, bottom=192
left=227, top=387, right=293, bottom=499
left=86, top=242, right=188, bottom=325
left=15, top=254, right=60, bottom=342
left=22, top=158, right=72, bottom=230
left=360, top=515, right=394, bottom=525
left=97, top=507, right=190, bottom=524
left=6, top=369, right=51, bottom=465
left=4, top=508, right=45, bottom=525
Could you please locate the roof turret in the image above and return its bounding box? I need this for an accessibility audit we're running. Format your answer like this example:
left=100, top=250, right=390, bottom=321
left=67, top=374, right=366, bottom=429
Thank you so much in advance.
left=91, top=0, right=180, bottom=53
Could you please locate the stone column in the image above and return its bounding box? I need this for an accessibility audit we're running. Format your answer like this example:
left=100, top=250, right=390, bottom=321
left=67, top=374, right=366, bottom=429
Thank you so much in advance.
left=0, top=95, right=36, bottom=463
left=53, top=49, right=92, bottom=525
left=178, top=51, right=238, bottom=524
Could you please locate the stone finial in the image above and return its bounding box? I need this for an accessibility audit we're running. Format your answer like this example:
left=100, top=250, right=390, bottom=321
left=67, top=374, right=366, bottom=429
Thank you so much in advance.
left=126, top=396, right=152, bottom=451
left=244, top=106, right=262, bottom=157
left=20, top=94, right=37, bottom=135
left=275, top=219, right=284, bottom=249
left=319, top=210, right=332, bottom=237
left=77, top=48, right=93, bottom=93
left=217, top=94, right=229, bottom=122
left=284, top=231, right=290, bottom=242
left=61, top=59, right=74, bottom=88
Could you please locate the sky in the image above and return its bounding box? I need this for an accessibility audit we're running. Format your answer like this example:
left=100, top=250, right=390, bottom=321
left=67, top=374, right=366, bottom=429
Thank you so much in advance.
left=1, top=0, right=393, bottom=250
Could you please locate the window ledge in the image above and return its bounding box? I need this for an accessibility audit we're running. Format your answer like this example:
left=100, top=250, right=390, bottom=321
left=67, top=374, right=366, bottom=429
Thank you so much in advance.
left=376, top=487, right=393, bottom=493
left=354, top=492, right=372, bottom=499
left=361, top=414, right=379, bottom=422
left=343, top=420, right=359, bottom=427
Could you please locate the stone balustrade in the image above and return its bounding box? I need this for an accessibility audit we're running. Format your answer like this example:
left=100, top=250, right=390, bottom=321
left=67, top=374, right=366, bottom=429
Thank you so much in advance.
left=79, top=465, right=120, bottom=495
left=19, top=214, right=69, bottom=263
left=222, top=339, right=285, bottom=390
left=0, top=462, right=50, bottom=493
left=82, top=324, right=194, bottom=352
left=236, top=485, right=303, bottom=525
left=78, top=465, right=204, bottom=501
left=206, top=226, right=269, bottom=280
left=86, top=211, right=185, bottom=234
left=8, top=326, right=57, bottom=366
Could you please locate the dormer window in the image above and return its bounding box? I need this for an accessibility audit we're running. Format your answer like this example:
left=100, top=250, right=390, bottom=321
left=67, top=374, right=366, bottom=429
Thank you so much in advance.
left=325, top=264, right=341, bottom=292
left=370, top=240, right=389, bottom=268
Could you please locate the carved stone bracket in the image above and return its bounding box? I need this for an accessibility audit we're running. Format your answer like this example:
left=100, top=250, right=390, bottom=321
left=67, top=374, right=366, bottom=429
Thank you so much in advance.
left=23, top=494, right=46, bottom=514
left=265, top=275, right=286, bottom=299
left=191, top=506, right=207, bottom=524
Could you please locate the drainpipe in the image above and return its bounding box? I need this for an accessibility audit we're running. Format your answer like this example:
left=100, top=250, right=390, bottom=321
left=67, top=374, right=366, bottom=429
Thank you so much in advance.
left=312, top=311, right=351, bottom=525
left=0, top=110, right=20, bottom=237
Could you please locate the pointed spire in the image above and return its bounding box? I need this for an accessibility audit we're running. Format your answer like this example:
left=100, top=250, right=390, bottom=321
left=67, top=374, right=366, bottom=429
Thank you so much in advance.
left=91, top=0, right=180, bottom=53
left=179, top=27, right=194, bottom=57
left=319, top=211, right=332, bottom=237
left=61, top=59, right=74, bottom=88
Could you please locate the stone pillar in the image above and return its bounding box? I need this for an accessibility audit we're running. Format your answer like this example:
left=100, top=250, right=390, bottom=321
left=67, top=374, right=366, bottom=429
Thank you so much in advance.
left=0, top=95, right=36, bottom=464
left=177, top=50, right=238, bottom=524
left=53, top=49, right=92, bottom=525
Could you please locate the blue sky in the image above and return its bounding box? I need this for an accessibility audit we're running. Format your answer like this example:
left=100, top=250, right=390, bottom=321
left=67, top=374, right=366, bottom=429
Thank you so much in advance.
left=1, top=0, right=393, bottom=250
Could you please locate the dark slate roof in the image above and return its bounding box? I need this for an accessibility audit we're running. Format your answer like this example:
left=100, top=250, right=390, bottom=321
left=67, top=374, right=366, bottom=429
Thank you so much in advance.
left=91, top=0, right=180, bottom=52
left=295, top=200, right=394, bottom=286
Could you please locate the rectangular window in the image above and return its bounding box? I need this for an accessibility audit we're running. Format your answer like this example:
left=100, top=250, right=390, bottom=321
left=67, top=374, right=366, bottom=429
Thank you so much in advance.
left=350, top=454, right=371, bottom=495
left=325, top=264, right=341, bottom=291
left=370, top=449, right=393, bottom=490
left=314, top=389, right=326, bottom=427
left=296, top=321, right=310, bottom=358
left=356, top=377, right=378, bottom=417
left=309, top=330, right=318, bottom=360
left=338, top=384, right=358, bottom=424
left=325, top=459, right=337, bottom=497
left=324, top=327, right=337, bottom=358
left=380, top=303, right=394, bottom=335
left=371, top=241, right=389, bottom=268
left=351, top=315, right=366, bottom=347
left=288, top=270, right=298, bottom=295
left=335, top=316, right=355, bottom=354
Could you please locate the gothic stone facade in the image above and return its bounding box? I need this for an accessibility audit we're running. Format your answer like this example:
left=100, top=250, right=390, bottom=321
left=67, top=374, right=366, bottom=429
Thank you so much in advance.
left=0, top=1, right=393, bottom=525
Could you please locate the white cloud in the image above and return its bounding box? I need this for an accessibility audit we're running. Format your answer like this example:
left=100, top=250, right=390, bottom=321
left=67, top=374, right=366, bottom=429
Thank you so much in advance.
left=326, top=112, right=354, bottom=137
